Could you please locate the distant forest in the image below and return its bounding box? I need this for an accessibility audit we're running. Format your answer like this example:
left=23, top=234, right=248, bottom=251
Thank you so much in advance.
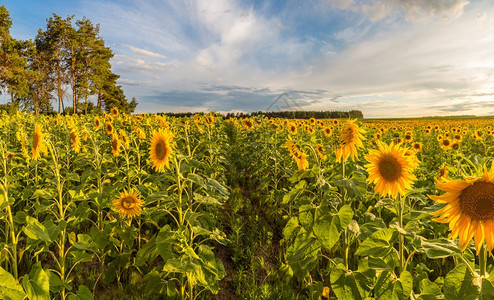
left=163, top=110, right=364, bottom=119
left=0, top=5, right=136, bottom=115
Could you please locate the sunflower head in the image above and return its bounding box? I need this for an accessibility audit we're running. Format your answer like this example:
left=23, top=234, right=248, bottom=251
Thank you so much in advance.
left=94, top=116, right=101, bottom=130
left=365, top=141, right=418, bottom=198
left=412, top=142, right=422, bottom=152
left=440, top=138, right=452, bottom=150
left=430, top=164, right=494, bottom=254
left=241, top=119, right=254, bottom=130
left=287, top=122, right=297, bottom=135
left=335, top=120, right=366, bottom=163
left=436, top=165, right=448, bottom=181
left=113, top=189, right=143, bottom=218
left=105, top=122, right=113, bottom=135
left=110, top=107, right=119, bottom=118
left=149, top=129, right=173, bottom=172
left=32, top=123, right=47, bottom=160
left=323, top=127, right=333, bottom=137
left=70, top=130, right=81, bottom=153
left=111, top=134, right=120, bottom=157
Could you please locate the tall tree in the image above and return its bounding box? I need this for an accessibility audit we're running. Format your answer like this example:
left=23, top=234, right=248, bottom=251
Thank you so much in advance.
left=26, top=40, right=53, bottom=115
left=36, top=14, right=73, bottom=114
left=75, top=17, right=99, bottom=114
left=0, top=5, right=12, bottom=92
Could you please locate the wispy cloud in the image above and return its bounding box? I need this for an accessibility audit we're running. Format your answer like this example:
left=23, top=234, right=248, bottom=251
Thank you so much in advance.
left=125, top=45, right=167, bottom=59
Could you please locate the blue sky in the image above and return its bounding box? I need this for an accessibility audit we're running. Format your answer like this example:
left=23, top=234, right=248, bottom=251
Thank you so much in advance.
left=3, top=0, right=494, bottom=117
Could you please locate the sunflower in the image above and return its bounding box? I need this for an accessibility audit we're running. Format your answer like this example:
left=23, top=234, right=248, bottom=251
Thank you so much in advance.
left=119, top=129, right=130, bottom=149
left=430, top=164, right=494, bottom=254
left=110, top=107, right=119, bottom=118
left=81, top=126, right=88, bottom=141
left=241, top=119, right=254, bottom=130
left=287, top=122, right=297, bottom=135
left=323, top=127, right=333, bottom=137
left=404, top=132, right=413, bottom=143
left=294, top=151, right=309, bottom=170
left=315, top=144, right=327, bottom=160
left=94, top=116, right=101, bottom=130
left=113, top=189, right=143, bottom=218
left=335, top=120, right=366, bottom=163
left=149, top=129, right=173, bottom=172
left=285, top=139, right=309, bottom=170
left=305, top=125, right=314, bottom=135
left=70, top=129, right=81, bottom=153
left=440, top=138, right=452, bottom=150
left=436, top=165, right=449, bottom=182
left=411, top=142, right=422, bottom=152
left=365, top=141, right=418, bottom=198
left=111, top=134, right=120, bottom=157
left=105, top=122, right=113, bottom=135
left=32, top=123, right=47, bottom=160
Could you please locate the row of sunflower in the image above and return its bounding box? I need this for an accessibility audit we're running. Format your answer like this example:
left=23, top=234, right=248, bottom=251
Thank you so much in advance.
left=0, top=110, right=228, bottom=299
left=1, top=111, right=494, bottom=299
left=226, top=116, right=494, bottom=299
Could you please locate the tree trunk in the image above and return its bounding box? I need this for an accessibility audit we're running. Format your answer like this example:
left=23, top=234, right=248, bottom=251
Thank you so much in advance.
left=97, top=89, right=102, bottom=109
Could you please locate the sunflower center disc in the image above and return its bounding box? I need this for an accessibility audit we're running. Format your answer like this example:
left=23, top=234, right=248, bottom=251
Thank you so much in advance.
left=155, top=140, right=167, bottom=160
left=122, top=197, right=135, bottom=209
left=378, top=154, right=402, bottom=182
left=33, top=134, right=40, bottom=149
left=460, top=182, right=494, bottom=221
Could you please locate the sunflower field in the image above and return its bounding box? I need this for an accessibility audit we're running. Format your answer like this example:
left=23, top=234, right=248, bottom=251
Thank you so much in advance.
left=1, top=111, right=494, bottom=299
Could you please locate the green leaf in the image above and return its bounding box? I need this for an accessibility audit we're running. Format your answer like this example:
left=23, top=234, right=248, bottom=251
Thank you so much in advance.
left=193, top=193, right=222, bottom=206
left=70, top=251, right=94, bottom=264
left=282, top=180, right=306, bottom=204
left=418, top=237, right=460, bottom=259
left=135, top=235, right=159, bottom=267
left=308, top=281, right=323, bottom=300
left=330, top=263, right=363, bottom=300
left=90, top=227, right=108, bottom=250
left=282, top=217, right=300, bottom=241
left=22, top=267, right=50, bottom=300
left=156, top=225, right=175, bottom=261
left=338, top=205, right=353, bottom=229
left=285, top=228, right=322, bottom=279
left=299, top=204, right=314, bottom=230
left=66, top=173, right=80, bottom=182
left=417, top=278, right=443, bottom=300
left=443, top=264, right=479, bottom=300
left=67, top=285, right=94, bottom=300
left=333, top=178, right=363, bottom=201
left=355, top=228, right=397, bottom=257
left=72, top=234, right=98, bottom=252
left=313, top=205, right=353, bottom=251
left=142, top=270, right=165, bottom=296
left=374, top=270, right=413, bottom=300
left=0, top=266, right=25, bottom=300
left=23, top=216, right=56, bottom=243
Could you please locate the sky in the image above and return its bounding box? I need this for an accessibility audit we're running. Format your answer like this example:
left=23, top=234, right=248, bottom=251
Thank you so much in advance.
left=3, top=0, right=494, bottom=118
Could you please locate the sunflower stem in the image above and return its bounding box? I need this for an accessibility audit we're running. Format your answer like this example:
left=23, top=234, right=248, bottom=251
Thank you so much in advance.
left=480, top=242, right=487, bottom=277
left=398, top=194, right=405, bottom=273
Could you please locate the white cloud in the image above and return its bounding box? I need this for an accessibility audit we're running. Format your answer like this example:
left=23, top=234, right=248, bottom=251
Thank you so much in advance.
left=328, top=0, right=469, bottom=22
left=126, top=45, right=167, bottom=59
left=79, top=0, right=494, bottom=117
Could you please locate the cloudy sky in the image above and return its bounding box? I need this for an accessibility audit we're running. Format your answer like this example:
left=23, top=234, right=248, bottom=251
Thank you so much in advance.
left=3, top=0, right=494, bottom=117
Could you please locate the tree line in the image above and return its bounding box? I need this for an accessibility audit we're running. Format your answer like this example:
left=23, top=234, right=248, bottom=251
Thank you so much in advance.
left=0, top=5, right=136, bottom=115
left=161, top=110, right=364, bottom=119
left=225, top=110, right=364, bottom=119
